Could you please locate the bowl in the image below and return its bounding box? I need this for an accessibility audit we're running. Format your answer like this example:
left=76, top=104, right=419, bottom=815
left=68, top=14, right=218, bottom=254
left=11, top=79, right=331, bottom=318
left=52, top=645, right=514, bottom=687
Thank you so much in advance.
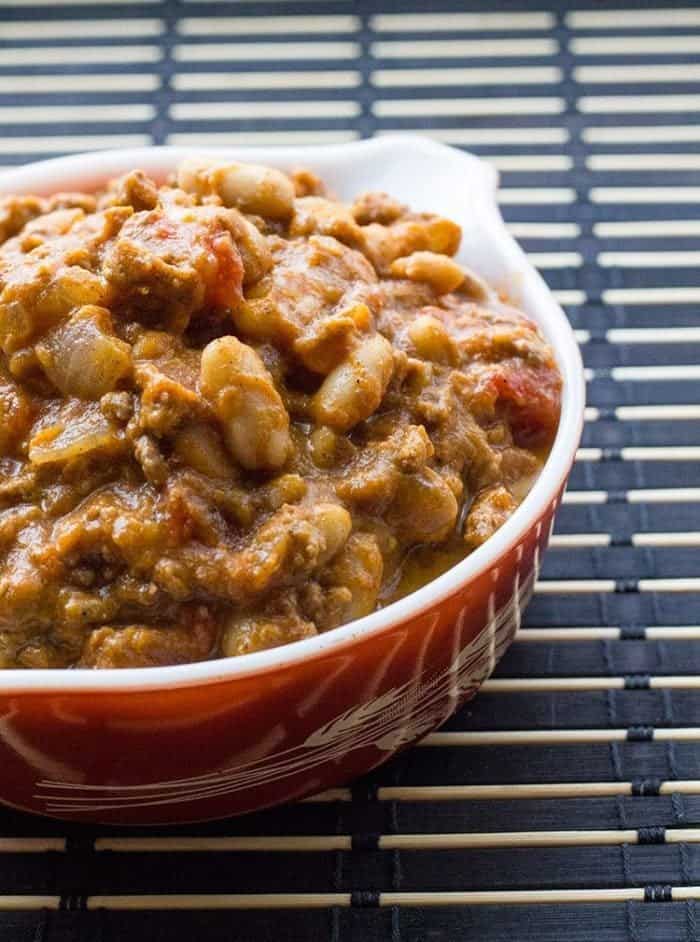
left=0, top=136, right=585, bottom=824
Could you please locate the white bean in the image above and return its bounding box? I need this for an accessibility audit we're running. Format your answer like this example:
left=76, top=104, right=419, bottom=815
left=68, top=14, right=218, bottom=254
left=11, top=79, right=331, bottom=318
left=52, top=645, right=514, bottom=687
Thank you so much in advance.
left=391, top=251, right=465, bottom=295
left=312, top=333, right=394, bottom=432
left=389, top=468, right=459, bottom=543
left=178, top=157, right=294, bottom=220
left=221, top=613, right=316, bottom=657
left=458, top=265, right=490, bottom=301
left=200, top=336, right=291, bottom=470
left=221, top=208, right=272, bottom=286
left=173, top=424, right=235, bottom=479
left=325, top=532, right=383, bottom=621
left=310, top=502, right=353, bottom=566
left=408, top=314, right=457, bottom=364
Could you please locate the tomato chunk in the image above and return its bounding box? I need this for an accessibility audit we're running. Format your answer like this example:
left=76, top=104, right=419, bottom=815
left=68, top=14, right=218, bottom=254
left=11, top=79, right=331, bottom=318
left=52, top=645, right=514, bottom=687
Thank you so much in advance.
left=491, top=358, right=562, bottom=448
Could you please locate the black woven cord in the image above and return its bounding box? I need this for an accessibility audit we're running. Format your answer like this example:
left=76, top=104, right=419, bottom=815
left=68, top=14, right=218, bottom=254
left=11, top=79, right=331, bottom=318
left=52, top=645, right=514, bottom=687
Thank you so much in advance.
left=60, top=833, right=95, bottom=915
left=619, top=626, right=647, bottom=641
left=632, top=779, right=663, bottom=797
left=59, top=894, right=87, bottom=912
left=351, top=782, right=379, bottom=803
left=638, top=827, right=667, bottom=845
left=351, top=833, right=380, bottom=852
left=625, top=675, right=651, bottom=690
left=351, top=891, right=381, bottom=908
left=64, top=835, right=95, bottom=855
left=595, top=407, right=616, bottom=421
left=617, top=581, right=641, bottom=595
left=644, top=885, right=673, bottom=903
left=628, top=726, right=654, bottom=742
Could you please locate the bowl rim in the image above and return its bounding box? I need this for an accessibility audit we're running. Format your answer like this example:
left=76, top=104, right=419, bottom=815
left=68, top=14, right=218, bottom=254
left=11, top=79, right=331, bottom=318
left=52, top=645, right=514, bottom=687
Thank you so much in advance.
left=0, top=135, right=585, bottom=692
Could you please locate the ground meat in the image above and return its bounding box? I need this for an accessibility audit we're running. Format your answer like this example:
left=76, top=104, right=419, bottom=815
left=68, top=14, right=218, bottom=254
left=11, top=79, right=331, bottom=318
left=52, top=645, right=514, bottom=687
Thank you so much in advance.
left=133, top=434, right=168, bottom=485
left=0, top=159, right=561, bottom=668
left=98, top=170, right=159, bottom=212
left=352, top=191, right=406, bottom=226
left=221, top=604, right=317, bottom=657
left=103, top=205, right=244, bottom=330
left=236, top=234, right=380, bottom=373
left=464, top=485, right=518, bottom=550
left=46, top=192, right=98, bottom=215
left=0, top=195, right=45, bottom=245
left=291, top=168, right=327, bottom=198
left=79, top=605, right=218, bottom=668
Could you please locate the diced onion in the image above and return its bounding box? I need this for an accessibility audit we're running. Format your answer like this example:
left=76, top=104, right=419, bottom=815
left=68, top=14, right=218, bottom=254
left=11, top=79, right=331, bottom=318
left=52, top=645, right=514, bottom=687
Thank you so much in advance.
left=29, top=402, right=123, bottom=466
left=36, top=305, right=131, bottom=400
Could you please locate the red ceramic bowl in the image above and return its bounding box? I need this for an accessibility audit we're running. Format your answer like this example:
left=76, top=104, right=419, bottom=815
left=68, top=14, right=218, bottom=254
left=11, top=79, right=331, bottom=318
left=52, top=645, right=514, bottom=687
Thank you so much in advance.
left=0, top=137, right=585, bottom=823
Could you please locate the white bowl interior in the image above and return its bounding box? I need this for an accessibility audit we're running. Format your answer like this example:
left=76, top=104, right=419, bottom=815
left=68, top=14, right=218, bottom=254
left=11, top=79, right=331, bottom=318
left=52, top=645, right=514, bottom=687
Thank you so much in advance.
left=0, top=136, right=585, bottom=691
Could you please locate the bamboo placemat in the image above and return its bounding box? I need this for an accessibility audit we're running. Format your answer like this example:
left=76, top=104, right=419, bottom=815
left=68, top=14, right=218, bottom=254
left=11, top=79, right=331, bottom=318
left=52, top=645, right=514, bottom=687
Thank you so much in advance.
left=1, top=1, right=700, bottom=939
